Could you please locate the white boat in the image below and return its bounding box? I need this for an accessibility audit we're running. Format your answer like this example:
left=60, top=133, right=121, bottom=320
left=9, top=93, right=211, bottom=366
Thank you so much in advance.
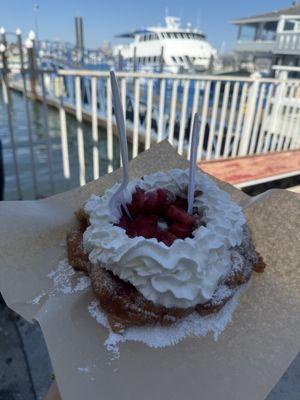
left=114, top=16, right=217, bottom=73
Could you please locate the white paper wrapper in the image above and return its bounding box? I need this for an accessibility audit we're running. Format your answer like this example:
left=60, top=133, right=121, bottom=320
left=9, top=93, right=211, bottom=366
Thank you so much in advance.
left=0, top=141, right=299, bottom=400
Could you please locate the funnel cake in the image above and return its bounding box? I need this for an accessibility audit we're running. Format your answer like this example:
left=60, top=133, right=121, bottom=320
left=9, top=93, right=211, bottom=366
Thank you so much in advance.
left=67, top=169, right=265, bottom=332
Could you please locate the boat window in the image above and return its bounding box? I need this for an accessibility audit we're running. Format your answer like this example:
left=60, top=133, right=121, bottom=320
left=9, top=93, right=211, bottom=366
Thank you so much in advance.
left=179, top=56, right=184, bottom=62
left=161, top=33, right=166, bottom=39
left=171, top=56, right=177, bottom=63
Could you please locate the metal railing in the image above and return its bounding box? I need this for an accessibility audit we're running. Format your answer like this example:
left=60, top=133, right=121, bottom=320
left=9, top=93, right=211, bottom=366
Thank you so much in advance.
left=1, top=68, right=300, bottom=200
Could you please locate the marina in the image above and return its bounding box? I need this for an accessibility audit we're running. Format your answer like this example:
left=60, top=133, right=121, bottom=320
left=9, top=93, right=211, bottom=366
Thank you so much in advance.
left=2, top=63, right=300, bottom=201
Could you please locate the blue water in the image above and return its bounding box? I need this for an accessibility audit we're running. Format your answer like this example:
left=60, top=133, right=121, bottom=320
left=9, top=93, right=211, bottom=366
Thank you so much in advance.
left=0, top=90, right=123, bottom=200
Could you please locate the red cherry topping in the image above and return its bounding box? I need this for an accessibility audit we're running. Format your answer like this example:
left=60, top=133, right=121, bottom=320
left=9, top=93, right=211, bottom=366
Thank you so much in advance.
left=156, top=188, right=176, bottom=212
left=118, top=214, right=131, bottom=230
left=174, top=196, right=188, bottom=211
left=155, top=230, right=177, bottom=246
left=115, top=187, right=199, bottom=244
left=168, top=223, right=193, bottom=239
left=165, top=205, right=196, bottom=228
left=127, top=215, right=157, bottom=239
left=132, top=188, right=145, bottom=209
left=143, top=189, right=158, bottom=214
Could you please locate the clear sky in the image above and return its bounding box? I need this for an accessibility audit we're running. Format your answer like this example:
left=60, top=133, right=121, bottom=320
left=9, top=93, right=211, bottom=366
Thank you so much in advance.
left=0, top=0, right=292, bottom=51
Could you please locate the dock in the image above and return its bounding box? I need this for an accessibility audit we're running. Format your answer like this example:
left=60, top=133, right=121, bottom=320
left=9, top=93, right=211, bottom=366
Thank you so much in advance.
left=199, top=149, right=300, bottom=188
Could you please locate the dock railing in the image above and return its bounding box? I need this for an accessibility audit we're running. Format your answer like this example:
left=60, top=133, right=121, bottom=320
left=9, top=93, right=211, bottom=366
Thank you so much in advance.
left=1, top=67, right=300, bottom=199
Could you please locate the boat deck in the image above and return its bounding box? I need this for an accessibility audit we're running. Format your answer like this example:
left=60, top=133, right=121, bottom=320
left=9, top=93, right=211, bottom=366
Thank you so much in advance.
left=199, top=150, right=300, bottom=188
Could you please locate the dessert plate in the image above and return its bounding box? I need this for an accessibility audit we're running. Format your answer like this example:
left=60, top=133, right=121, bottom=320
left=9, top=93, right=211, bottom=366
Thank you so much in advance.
left=0, top=141, right=299, bottom=400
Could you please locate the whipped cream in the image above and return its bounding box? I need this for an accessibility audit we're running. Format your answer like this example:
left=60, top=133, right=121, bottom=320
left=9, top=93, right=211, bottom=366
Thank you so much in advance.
left=83, top=169, right=246, bottom=309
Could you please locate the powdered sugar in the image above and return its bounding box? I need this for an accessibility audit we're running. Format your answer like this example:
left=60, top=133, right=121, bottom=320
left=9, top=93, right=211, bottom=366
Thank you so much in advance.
left=31, top=292, right=47, bottom=304
left=28, top=259, right=91, bottom=304
left=74, top=276, right=91, bottom=292
left=88, top=284, right=248, bottom=355
left=47, top=259, right=76, bottom=294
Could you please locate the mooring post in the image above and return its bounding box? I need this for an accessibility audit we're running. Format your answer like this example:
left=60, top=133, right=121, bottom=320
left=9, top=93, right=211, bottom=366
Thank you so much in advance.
left=26, top=31, right=37, bottom=99
left=16, top=28, right=38, bottom=197
left=159, top=46, right=164, bottom=73
left=75, top=17, right=84, bottom=66
left=118, top=49, right=123, bottom=71
left=0, top=27, right=8, bottom=72
left=0, top=37, right=22, bottom=199
left=133, top=46, right=137, bottom=72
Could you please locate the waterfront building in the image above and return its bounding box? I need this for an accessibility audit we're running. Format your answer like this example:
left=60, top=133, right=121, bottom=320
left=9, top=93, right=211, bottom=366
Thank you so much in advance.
left=232, top=3, right=300, bottom=77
